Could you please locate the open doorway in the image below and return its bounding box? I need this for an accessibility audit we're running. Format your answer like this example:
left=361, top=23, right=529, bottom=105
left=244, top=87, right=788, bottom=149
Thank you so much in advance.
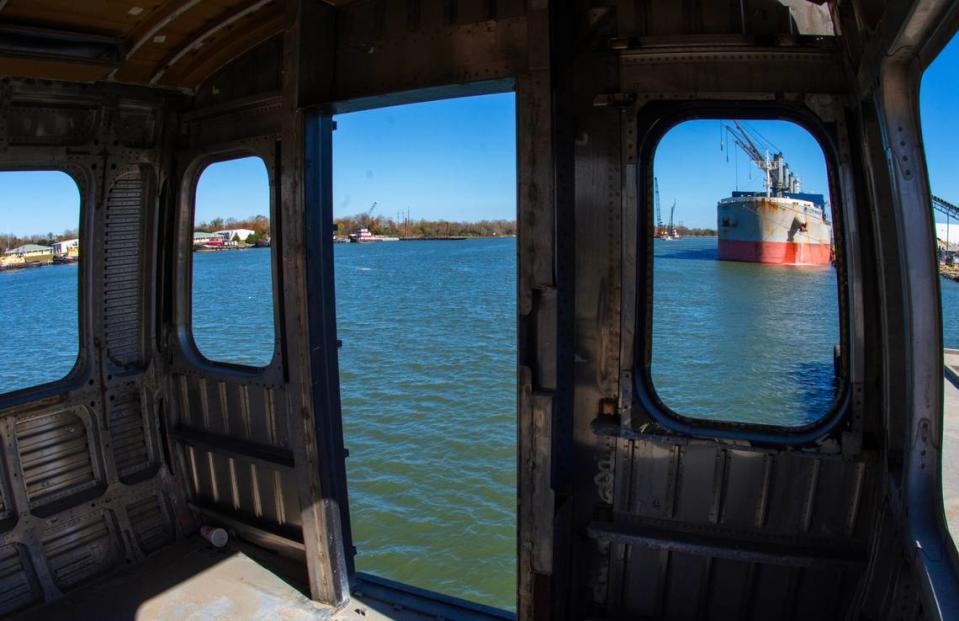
left=332, top=93, right=517, bottom=610
left=919, top=29, right=959, bottom=541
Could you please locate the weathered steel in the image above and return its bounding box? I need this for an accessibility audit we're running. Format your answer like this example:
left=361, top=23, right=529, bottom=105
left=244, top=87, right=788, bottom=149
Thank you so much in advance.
left=0, top=0, right=956, bottom=619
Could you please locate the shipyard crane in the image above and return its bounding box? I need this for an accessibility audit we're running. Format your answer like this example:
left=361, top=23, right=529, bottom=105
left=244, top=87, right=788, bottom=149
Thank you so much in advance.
left=654, top=177, right=663, bottom=235
left=367, top=201, right=377, bottom=216
left=723, top=121, right=800, bottom=197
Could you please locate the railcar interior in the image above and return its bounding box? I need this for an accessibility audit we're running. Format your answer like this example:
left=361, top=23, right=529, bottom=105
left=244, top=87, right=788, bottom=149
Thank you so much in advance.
left=0, top=0, right=957, bottom=619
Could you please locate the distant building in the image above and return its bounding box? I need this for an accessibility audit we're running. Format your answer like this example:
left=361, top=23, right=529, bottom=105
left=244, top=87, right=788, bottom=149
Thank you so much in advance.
left=936, top=223, right=959, bottom=250
left=51, top=239, right=79, bottom=256
left=2, top=243, right=54, bottom=265
left=213, top=229, right=255, bottom=242
left=4, top=243, right=53, bottom=258
left=193, top=231, right=214, bottom=246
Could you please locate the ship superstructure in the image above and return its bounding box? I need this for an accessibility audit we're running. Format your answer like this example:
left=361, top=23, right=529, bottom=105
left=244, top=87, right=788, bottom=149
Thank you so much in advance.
left=718, top=122, right=833, bottom=265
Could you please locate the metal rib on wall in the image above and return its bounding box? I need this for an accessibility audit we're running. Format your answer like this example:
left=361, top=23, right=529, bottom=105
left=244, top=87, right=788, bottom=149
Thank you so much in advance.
left=170, top=373, right=303, bottom=551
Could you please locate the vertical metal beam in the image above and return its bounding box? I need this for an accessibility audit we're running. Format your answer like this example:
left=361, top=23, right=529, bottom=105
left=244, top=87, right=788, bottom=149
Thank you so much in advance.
left=281, top=0, right=353, bottom=606
left=299, top=110, right=354, bottom=605
left=876, top=55, right=959, bottom=619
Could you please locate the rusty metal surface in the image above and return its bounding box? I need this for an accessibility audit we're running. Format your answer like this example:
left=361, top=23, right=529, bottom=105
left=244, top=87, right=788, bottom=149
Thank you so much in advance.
left=0, top=1, right=957, bottom=620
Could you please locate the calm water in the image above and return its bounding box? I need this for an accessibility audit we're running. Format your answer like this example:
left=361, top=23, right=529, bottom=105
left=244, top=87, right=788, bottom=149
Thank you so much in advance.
left=334, top=239, right=515, bottom=608
left=192, top=249, right=276, bottom=367
left=0, top=264, right=79, bottom=391
left=651, top=237, right=840, bottom=426
left=2, top=237, right=959, bottom=611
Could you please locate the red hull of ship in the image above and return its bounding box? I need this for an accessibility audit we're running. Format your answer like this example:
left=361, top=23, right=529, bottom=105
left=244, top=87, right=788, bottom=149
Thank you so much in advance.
left=718, top=239, right=832, bottom=266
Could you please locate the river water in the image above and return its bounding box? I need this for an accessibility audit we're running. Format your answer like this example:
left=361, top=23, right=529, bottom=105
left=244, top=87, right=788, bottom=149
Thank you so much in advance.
left=651, top=237, right=840, bottom=426
left=1, top=237, right=959, bottom=610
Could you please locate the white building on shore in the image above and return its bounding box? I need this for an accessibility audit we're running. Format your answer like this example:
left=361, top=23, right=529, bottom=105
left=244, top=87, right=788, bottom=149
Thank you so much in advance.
left=213, top=229, right=255, bottom=242
left=51, top=239, right=79, bottom=255
left=3, top=243, right=52, bottom=258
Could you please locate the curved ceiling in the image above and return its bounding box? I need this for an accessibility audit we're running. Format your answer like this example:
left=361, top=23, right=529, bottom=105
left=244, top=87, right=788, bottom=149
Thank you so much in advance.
left=0, top=0, right=324, bottom=89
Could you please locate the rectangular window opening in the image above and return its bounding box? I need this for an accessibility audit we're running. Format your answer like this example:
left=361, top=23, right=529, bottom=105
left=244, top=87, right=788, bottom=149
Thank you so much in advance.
left=647, top=118, right=842, bottom=428
left=190, top=155, right=275, bottom=368
left=332, top=93, right=517, bottom=611
left=0, top=171, right=81, bottom=395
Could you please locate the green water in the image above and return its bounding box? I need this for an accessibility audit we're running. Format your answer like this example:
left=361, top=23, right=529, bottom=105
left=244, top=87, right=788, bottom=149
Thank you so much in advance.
left=2, top=236, right=959, bottom=612
left=651, top=237, right=841, bottom=426
left=334, top=238, right=516, bottom=608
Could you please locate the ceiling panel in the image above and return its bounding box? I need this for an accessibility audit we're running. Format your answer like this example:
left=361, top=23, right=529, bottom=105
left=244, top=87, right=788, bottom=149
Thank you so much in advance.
left=0, top=0, right=288, bottom=89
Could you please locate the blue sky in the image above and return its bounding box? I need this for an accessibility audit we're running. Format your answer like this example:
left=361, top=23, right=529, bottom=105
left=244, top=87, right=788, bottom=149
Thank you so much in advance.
left=332, top=94, right=516, bottom=221
left=0, top=171, right=80, bottom=237
left=0, top=33, right=956, bottom=235
left=195, top=156, right=270, bottom=224
left=921, top=33, right=959, bottom=223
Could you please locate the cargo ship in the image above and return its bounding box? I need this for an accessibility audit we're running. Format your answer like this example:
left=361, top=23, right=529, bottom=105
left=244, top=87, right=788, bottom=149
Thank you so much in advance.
left=717, top=122, right=833, bottom=266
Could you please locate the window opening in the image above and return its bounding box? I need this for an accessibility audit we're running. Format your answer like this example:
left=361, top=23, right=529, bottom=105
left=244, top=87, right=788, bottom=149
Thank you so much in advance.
left=0, top=171, right=81, bottom=395
left=191, top=156, right=275, bottom=368
left=333, top=93, right=517, bottom=610
left=649, top=119, right=840, bottom=427
left=919, top=30, right=959, bottom=541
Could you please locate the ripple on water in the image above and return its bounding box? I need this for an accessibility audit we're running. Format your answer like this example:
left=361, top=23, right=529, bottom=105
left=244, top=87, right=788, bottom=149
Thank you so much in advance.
left=4, top=236, right=957, bottom=612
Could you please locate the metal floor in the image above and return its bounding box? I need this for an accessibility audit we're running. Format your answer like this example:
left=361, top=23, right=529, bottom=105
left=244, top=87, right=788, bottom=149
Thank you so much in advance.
left=9, top=536, right=513, bottom=621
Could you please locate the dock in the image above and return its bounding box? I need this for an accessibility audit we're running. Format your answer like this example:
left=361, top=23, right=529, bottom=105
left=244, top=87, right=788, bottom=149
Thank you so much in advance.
left=943, top=349, right=959, bottom=538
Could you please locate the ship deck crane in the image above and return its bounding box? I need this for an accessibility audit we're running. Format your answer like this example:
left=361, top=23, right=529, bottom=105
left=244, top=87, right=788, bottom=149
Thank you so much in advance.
left=723, top=121, right=800, bottom=197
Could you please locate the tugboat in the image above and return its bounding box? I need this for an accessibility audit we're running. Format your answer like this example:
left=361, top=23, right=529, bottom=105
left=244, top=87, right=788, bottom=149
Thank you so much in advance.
left=717, top=122, right=832, bottom=266
left=348, top=228, right=399, bottom=243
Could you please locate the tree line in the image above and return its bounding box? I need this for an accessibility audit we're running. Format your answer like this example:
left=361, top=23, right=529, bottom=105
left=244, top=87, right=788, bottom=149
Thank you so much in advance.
left=333, top=213, right=515, bottom=238
left=0, top=229, right=79, bottom=254
left=4, top=215, right=709, bottom=254
left=195, top=213, right=517, bottom=239
left=670, top=225, right=717, bottom=237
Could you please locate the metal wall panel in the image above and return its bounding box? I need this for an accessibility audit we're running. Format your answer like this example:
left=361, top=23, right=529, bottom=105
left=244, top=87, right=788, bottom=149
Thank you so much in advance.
left=0, top=80, right=186, bottom=617
left=110, top=394, right=153, bottom=483
left=170, top=373, right=302, bottom=543
left=103, top=170, right=146, bottom=369
left=126, top=495, right=174, bottom=555
left=15, top=410, right=100, bottom=513
left=40, top=512, right=121, bottom=591
left=0, top=545, right=40, bottom=617
left=620, top=437, right=877, bottom=536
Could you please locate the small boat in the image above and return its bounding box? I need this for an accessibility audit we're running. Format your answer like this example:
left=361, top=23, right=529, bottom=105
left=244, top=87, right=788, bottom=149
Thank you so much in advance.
left=348, top=228, right=400, bottom=243
left=658, top=202, right=681, bottom=240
